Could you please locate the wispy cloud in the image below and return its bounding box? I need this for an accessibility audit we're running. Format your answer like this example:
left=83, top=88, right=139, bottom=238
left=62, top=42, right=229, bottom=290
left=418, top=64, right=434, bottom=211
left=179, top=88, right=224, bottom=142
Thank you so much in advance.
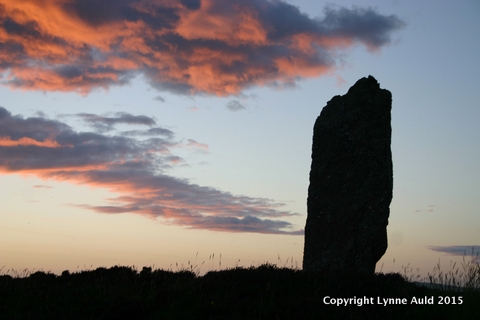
left=226, top=100, right=246, bottom=112
left=428, top=246, right=480, bottom=256
left=184, top=139, right=209, bottom=152
left=73, top=112, right=156, bottom=132
left=0, top=106, right=301, bottom=234
left=121, top=127, right=175, bottom=139
left=154, top=96, right=166, bottom=102
left=33, top=184, right=53, bottom=189
left=0, top=0, right=404, bottom=96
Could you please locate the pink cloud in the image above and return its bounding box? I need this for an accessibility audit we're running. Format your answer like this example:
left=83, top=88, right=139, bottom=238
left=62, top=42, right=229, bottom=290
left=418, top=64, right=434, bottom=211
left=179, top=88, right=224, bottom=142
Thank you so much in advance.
left=0, top=106, right=301, bottom=234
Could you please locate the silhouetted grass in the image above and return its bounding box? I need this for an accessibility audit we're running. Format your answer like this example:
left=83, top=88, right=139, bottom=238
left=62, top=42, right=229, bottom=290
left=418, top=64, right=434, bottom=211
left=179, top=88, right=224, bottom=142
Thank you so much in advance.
left=425, top=248, right=480, bottom=292
left=1, top=252, right=479, bottom=319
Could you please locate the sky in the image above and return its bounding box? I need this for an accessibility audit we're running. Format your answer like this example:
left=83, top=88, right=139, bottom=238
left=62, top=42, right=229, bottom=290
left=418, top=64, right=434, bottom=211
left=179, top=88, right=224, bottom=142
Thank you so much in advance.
left=1, top=0, right=479, bottom=278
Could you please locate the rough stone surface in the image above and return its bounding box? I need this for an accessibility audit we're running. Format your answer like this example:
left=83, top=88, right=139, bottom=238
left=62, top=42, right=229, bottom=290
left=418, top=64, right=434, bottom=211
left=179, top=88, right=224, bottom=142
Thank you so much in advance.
left=303, top=75, right=393, bottom=274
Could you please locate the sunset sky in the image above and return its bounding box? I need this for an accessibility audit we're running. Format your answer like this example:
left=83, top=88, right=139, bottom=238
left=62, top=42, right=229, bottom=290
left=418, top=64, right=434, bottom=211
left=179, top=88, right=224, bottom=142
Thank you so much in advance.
left=1, top=0, right=479, bottom=278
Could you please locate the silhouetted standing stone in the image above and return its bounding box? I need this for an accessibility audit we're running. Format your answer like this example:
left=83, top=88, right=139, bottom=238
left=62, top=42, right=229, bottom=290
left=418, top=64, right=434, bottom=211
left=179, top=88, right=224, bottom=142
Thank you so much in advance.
left=303, top=76, right=393, bottom=274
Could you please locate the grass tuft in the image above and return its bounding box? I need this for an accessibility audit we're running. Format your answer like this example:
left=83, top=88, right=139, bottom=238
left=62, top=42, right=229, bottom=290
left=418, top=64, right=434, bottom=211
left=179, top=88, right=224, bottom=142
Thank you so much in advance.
left=425, top=247, right=480, bottom=292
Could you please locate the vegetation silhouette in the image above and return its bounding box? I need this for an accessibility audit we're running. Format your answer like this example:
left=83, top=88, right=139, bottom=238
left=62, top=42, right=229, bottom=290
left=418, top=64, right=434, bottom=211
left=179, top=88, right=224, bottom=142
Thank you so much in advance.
left=1, top=251, right=479, bottom=319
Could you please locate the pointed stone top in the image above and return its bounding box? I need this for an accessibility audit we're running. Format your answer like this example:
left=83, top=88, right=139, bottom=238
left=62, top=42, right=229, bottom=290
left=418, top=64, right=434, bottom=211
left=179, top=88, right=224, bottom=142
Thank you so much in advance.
left=347, top=75, right=380, bottom=94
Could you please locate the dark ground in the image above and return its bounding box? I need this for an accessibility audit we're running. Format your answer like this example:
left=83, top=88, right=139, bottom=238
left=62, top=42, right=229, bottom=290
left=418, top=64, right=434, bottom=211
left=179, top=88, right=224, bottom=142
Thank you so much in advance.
left=1, top=264, right=479, bottom=319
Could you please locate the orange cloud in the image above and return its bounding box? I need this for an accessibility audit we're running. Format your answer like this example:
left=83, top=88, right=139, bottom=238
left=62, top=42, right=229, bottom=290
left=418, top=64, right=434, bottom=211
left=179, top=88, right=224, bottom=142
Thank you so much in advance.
left=0, top=0, right=404, bottom=95
left=176, top=0, right=267, bottom=45
left=0, top=136, right=68, bottom=148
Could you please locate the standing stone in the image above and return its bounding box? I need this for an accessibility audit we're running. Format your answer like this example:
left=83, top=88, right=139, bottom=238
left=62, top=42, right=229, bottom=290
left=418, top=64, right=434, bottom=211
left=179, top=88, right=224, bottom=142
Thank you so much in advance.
left=303, top=75, right=393, bottom=274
